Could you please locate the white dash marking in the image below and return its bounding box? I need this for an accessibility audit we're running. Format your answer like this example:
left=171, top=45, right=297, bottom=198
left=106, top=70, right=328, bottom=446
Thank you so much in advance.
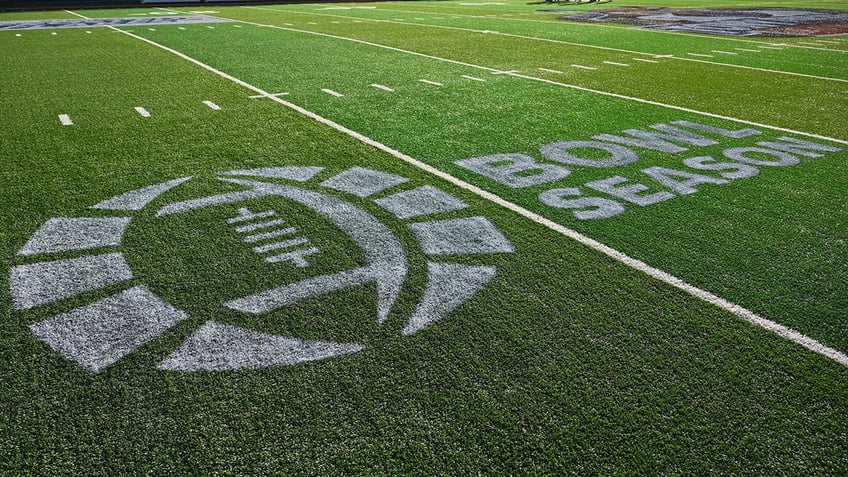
left=571, top=64, right=597, bottom=70
left=203, top=100, right=221, bottom=110
left=735, top=48, right=761, bottom=52
left=15, top=33, right=21, bottom=37
left=58, top=114, right=73, bottom=126
left=461, top=75, right=486, bottom=82
left=687, top=53, right=714, bottom=58
left=352, top=20, right=363, bottom=23
left=633, top=57, right=658, bottom=63
left=370, top=83, right=395, bottom=92
left=758, top=45, right=783, bottom=50
left=321, top=88, right=343, bottom=97
left=234, top=25, right=242, bottom=28
left=798, top=42, right=824, bottom=47
left=538, top=67, right=563, bottom=74
left=604, top=61, right=630, bottom=67
left=331, top=21, right=340, bottom=24
left=148, top=28, right=156, bottom=32
left=207, top=26, right=215, bottom=29
left=490, top=70, right=518, bottom=75
left=308, top=22, right=318, bottom=25
left=284, top=23, right=294, bottom=26
left=51, top=32, right=57, bottom=36
left=711, top=50, right=738, bottom=55
left=249, top=92, right=289, bottom=99
left=178, top=27, right=186, bottom=30
left=419, top=79, right=443, bottom=86
left=134, top=107, right=151, bottom=118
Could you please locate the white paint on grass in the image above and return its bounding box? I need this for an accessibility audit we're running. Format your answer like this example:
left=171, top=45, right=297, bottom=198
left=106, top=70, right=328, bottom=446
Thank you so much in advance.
left=321, top=88, right=343, bottom=97
left=249, top=92, right=289, bottom=98
left=538, top=67, right=563, bottom=74
left=735, top=48, right=761, bottom=53
left=134, top=106, right=151, bottom=118
left=604, top=61, right=630, bottom=67
left=419, top=79, right=443, bottom=86
left=688, top=53, right=714, bottom=58
left=18, top=217, right=130, bottom=255
left=10, top=253, right=133, bottom=310
left=203, top=100, right=221, bottom=110
left=222, top=166, right=323, bottom=182
left=31, top=286, right=188, bottom=373
left=110, top=26, right=848, bottom=367
left=157, top=321, right=364, bottom=371
left=403, top=263, right=495, bottom=335
left=711, top=50, right=738, bottom=55
left=461, top=75, right=486, bottom=82
left=375, top=185, right=468, bottom=219
left=91, top=177, right=191, bottom=211
left=58, top=114, right=73, bottom=126
left=632, top=57, right=658, bottom=63
left=408, top=217, right=514, bottom=256
left=370, top=83, right=395, bottom=92
left=571, top=64, right=598, bottom=71
left=320, top=166, right=408, bottom=197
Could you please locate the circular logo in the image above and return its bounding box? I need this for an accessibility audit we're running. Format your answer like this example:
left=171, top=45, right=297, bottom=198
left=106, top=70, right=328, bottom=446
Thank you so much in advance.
left=10, top=166, right=513, bottom=373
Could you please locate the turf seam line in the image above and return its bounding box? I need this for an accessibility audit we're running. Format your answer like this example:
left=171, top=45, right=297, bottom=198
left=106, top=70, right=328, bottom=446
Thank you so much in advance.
left=248, top=7, right=848, bottom=84
left=98, top=23, right=848, bottom=367
left=198, top=15, right=848, bottom=145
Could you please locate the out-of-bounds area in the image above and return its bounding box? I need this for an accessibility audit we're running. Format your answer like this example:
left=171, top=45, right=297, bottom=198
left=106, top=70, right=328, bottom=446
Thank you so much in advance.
left=1, top=0, right=846, bottom=474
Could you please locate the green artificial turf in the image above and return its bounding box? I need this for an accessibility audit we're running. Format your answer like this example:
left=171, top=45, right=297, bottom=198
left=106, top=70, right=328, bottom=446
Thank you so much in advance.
left=1, top=2, right=847, bottom=475
left=108, top=10, right=848, bottom=353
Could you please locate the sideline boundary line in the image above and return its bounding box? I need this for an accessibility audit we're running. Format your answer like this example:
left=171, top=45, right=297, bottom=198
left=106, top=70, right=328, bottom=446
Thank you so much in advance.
left=65, top=10, right=848, bottom=367
left=244, top=6, right=848, bottom=84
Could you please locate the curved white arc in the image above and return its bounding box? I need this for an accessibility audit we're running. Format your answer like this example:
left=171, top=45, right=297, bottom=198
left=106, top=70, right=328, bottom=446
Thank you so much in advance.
left=221, top=178, right=407, bottom=323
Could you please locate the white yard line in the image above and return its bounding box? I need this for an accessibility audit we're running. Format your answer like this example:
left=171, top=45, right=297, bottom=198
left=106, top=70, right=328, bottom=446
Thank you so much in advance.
left=101, top=22, right=848, bottom=366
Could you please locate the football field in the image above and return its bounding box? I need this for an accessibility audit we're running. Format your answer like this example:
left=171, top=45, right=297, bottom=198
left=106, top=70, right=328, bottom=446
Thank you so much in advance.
left=1, top=0, right=847, bottom=473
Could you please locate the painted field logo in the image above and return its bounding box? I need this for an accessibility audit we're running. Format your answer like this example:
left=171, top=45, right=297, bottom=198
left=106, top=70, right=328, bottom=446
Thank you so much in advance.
left=10, top=166, right=513, bottom=373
